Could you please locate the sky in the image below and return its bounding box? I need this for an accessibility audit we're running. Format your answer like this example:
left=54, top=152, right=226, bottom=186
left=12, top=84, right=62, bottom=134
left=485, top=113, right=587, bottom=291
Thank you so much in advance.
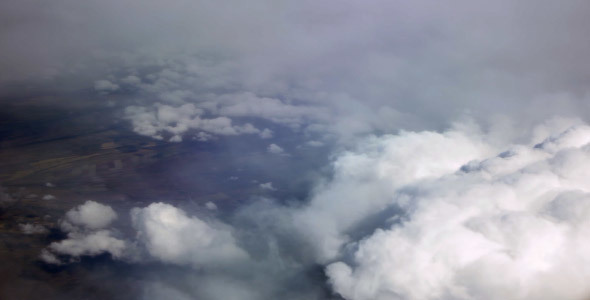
left=2, top=0, right=590, bottom=299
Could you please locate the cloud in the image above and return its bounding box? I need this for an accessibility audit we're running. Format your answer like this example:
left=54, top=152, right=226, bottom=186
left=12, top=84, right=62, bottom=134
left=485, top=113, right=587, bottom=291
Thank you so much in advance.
left=41, top=201, right=250, bottom=269
left=42, top=194, right=56, bottom=200
left=259, top=128, right=273, bottom=139
left=205, top=201, right=217, bottom=210
left=131, top=202, right=248, bottom=267
left=6, top=0, right=590, bottom=147
left=259, top=182, right=276, bottom=191
left=39, top=122, right=590, bottom=299
left=267, top=143, right=285, bottom=155
left=19, top=223, right=48, bottom=234
left=62, top=200, right=118, bottom=231
left=125, top=103, right=261, bottom=141
left=325, top=123, right=590, bottom=300
left=94, top=79, right=119, bottom=93
left=215, top=92, right=329, bottom=128
left=48, top=230, right=127, bottom=260
left=40, top=249, right=62, bottom=265
left=42, top=201, right=127, bottom=264
left=291, top=124, right=494, bottom=262
left=41, top=200, right=329, bottom=300
left=7, top=0, right=590, bottom=297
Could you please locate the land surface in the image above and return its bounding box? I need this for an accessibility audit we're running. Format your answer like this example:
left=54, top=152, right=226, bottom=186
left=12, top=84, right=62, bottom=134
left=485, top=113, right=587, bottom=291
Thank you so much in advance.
left=0, top=92, right=324, bottom=299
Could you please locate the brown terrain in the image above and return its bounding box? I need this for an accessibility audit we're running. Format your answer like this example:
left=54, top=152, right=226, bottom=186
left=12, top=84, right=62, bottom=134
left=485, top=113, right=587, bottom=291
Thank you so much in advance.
left=0, top=94, right=277, bottom=299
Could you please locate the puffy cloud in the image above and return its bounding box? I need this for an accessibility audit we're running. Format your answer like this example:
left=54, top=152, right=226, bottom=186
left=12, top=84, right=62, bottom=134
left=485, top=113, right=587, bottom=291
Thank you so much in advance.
left=44, top=200, right=327, bottom=299
left=48, top=230, right=127, bottom=260
left=125, top=103, right=261, bottom=141
left=293, top=125, right=494, bottom=262
left=42, top=201, right=249, bottom=269
left=267, top=143, right=285, bottom=155
left=131, top=202, right=248, bottom=267
left=40, top=249, right=62, bottom=265
left=62, top=200, right=118, bottom=230
left=325, top=124, right=590, bottom=300
left=42, top=201, right=126, bottom=264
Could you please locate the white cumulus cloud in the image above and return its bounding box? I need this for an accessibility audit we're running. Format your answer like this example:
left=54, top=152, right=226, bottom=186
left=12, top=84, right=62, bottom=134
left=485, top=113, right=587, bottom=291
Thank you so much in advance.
left=48, top=230, right=127, bottom=260
left=326, top=124, right=590, bottom=300
left=62, top=200, right=118, bottom=230
left=131, top=202, right=248, bottom=267
left=292, top=125, right=494, bottom=262
left=42, top=201, right=126, bottom=264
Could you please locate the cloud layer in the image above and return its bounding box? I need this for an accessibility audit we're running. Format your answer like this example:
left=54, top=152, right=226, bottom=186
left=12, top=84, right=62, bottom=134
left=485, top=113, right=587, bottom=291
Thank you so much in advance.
left=39, top=120, right=590, bottom=300
left=327, top=124, right=590, bottom=300
left=4, top=0, right=590, bottom=145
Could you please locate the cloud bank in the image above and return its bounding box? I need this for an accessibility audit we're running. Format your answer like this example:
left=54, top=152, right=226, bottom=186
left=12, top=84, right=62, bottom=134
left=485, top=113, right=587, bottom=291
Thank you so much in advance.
left=39, top=120, right=590, bottom=300
left=326, top=123, right=590, bottom=300
left=4, top=0, right=590, bottom=145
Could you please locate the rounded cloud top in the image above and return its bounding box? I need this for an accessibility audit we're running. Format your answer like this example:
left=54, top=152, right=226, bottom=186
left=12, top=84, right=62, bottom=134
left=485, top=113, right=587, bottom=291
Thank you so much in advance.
left=64, top=200, right=118, bottom=230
